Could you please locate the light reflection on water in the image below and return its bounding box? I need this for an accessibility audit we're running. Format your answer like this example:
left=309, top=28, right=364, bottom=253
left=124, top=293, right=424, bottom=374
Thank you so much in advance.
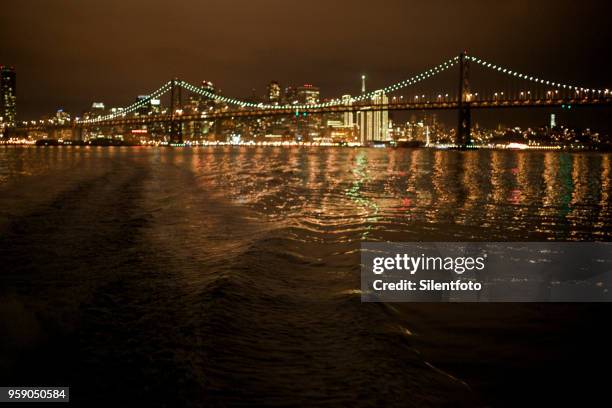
left=1, top=146, right=611, bottom=406
left=1, top=146, right=611, bottom=240
left=168, top=147, right=610, bottom=240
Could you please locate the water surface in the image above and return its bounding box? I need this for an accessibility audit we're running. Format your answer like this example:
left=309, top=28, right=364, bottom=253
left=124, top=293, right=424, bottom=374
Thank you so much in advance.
left=1, top=146, right=611, bottom=407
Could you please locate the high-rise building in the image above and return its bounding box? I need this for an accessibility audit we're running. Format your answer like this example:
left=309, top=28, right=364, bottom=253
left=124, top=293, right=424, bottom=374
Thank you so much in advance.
left=132, top=95, right=163, bottom=116
left=359, top=91, right=389, bottom=145
left=291, top=85, right=321, bottom=142
left=198, top=81, right=220, bottom=109
left=550, top=113, right=556, bottom=128
left=284, top=86, right=297, bottom=104
left=135, top=95, right=152, bottom=116
left=55, top=109, right=71, bottom=123
left=90, top=102, right=106, bottom=116
left=150, top=98, right=161, bottom=114
left=297, top=84, right=320, bottom=105
left=1, top=66, right=17, bottom=128
left=267, top=81, right=281, bottom=104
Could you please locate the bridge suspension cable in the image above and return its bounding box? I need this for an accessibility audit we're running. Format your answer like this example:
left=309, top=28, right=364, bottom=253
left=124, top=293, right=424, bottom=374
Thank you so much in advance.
left=79, top=81, right=173, bottom=124
left=468, top=56, right=610, bottom=96
left=178, top=56, right=460, bottom=110
left=75, top=54, right=610, bottom=126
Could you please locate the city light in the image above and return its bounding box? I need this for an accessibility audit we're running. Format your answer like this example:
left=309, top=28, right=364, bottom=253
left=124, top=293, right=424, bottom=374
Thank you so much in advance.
left=3, top=53, right=610, bottom=149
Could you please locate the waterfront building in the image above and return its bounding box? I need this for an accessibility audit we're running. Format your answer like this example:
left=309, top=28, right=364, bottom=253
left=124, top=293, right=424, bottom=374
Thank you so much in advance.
left=1, top=66, right=17, bottom=129
left=358, top=90, right=389, bottom=145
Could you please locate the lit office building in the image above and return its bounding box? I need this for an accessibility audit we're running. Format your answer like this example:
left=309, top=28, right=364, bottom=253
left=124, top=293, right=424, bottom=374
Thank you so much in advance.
left=284, top=86, right=298, bottom=105
left=90, top=102, right=106, bottom=117
left=150, top=98, right=161, bottom=114
left=131, top=95, right=161, bottom=117
left=297, top=84, right=320, bottom=105
left=1, top=66, right=17, bottom=128
left=267, top=81, right=281, bottom=104
left=358, top=91, right=389, bottom=145
left=200, top=81, right=224, bottom=109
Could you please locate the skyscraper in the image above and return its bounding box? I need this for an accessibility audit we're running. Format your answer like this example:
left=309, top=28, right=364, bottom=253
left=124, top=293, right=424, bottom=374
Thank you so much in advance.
left=1, top=66, right=17, bottom=128
left=284, top=86, right=297, bottom=105
left=297, top=84, right=320, bottom=105
left=294, top=85, right=320, bottom=142
left=200, top=81, right=219, bottom=109
left=267, top=81, right=281, bottom=104
left=359, top=91, right=389, bottom=145
left=135, top=95, right=153, bottom=116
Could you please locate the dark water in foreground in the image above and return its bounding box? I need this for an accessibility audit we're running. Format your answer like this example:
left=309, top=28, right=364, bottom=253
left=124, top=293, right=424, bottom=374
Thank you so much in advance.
left=1, top=146, right=611, bottom=407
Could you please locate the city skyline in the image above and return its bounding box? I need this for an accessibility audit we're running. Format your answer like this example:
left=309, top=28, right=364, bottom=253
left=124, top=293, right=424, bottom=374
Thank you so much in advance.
left=4, top=56, right=611, bottom=150
left=1, top=0, right=611, bottom=125
left=3, top=66, right=611, bottom=138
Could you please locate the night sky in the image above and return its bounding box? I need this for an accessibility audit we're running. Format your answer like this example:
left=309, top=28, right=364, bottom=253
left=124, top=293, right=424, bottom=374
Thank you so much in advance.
left=2, top=0, right=611, bottom=129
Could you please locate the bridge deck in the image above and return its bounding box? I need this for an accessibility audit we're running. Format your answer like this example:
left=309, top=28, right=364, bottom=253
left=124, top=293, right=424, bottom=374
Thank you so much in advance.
left=10, top=97, right=612, bottom=132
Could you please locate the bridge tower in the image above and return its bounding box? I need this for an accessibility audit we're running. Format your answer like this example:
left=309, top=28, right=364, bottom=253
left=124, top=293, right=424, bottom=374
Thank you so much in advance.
left=169, top=78, right=183, bottom=144
left=457, top=52, right=471, bottom=148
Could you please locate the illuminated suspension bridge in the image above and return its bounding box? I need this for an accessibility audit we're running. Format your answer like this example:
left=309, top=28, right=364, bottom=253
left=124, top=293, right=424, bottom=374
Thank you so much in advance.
left=9, top=53, right=612, bottom=147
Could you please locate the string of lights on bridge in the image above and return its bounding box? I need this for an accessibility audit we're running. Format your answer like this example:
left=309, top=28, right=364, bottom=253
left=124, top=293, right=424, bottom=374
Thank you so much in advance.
left=179, top=56, right=461, bottom=110
left=77, top=54, right=609, bottom=125
left=78, top=56, right=461, bottom=124
left=79, top=81, right=173, bottom=124
left=468, top=56, right=610, bottom=96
